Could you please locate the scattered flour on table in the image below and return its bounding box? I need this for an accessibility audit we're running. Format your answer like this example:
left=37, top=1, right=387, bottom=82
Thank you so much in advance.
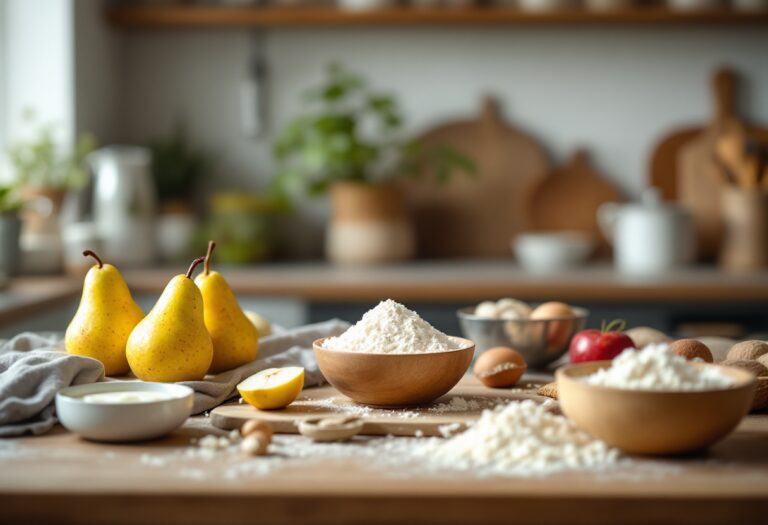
left=144, top=400, right=625, bottom=481
left=584, top=344, right=735, bottom=391
left=323, top=299, right=460, bottom=354
left=420, top=400, right=621, bottom=476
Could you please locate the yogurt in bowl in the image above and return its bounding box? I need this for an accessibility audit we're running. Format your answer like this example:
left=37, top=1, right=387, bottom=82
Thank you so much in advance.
left=56, top=381, right=193, bottom=442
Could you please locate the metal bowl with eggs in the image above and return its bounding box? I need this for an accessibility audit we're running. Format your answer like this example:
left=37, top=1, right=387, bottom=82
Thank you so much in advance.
left=457, top=300, right=589, bottom=369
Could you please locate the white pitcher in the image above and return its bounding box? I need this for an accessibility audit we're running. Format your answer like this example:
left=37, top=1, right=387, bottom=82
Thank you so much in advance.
left=89, top=146, right=156, bottom=266
left=598, top=188, right=695, bottom=274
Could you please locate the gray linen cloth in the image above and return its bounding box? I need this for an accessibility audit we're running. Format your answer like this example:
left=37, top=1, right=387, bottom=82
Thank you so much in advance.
left=0, top=333, right=104, bottom=437
left=0, top=319, right=349, bottom=437
left=181, top=319, right=349, bottom=414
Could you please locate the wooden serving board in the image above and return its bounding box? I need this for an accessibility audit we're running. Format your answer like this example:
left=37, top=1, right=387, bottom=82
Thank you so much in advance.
left=406, top=96, right=549, bottom=258
left=526, top=148, right=623, bottom=251
left=211, top=378, right=552, bottom=437
left=650, top=68, right=768, bottom=260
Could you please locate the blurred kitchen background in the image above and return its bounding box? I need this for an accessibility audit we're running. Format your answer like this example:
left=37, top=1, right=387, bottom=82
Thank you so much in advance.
left=1, top=0, right=768, bottom=339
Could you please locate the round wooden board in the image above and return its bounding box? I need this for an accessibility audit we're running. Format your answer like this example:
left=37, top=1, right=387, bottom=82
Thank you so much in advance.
left=526, top=148, right=623, bottom=249
left=405, top=96, right=549, bottom=258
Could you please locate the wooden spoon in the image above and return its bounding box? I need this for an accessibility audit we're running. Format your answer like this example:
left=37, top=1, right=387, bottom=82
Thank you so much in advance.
left=298, top=416, right=364, bottom=442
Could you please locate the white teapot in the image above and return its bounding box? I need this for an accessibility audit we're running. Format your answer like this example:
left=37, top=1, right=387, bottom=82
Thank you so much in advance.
left=598, top=188, right=695, bottom=274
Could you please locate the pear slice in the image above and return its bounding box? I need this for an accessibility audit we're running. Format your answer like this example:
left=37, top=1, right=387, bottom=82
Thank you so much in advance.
left=238, top=367, right=305, bottom=410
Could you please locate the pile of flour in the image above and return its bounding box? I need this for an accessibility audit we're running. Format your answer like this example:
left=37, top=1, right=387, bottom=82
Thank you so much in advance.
left=585, top=343, right=735, bottom=391
left=422, top=400, right=620, bottom=475
left=323, top=299, right=459, bottom=354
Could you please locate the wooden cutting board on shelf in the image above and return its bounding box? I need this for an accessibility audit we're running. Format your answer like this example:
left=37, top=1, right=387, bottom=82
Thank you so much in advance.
left=677, top=69, right=768, bottom=259
left=649, top=68, right=768, bottom=202
left=649, top=127, right=701, bottom=201
left=211, top=379, right=552, bottom=437
left=406, top=96, right=549, bottom=258
left=526, top=148, right=623, bottom=249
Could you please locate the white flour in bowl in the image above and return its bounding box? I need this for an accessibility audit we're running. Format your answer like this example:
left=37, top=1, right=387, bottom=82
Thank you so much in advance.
left=584, top=343, right=735, bottom=391
left=323, top=299, right=461, bottom=354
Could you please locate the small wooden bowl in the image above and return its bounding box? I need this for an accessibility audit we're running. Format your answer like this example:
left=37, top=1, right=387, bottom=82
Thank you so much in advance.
left=556, top=361, right=756, bottom=456
left=313, top=337, right=475, bottom=407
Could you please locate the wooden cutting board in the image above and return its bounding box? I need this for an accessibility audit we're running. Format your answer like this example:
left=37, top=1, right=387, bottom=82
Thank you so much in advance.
left=526, top=148, right=623, bottom=249
left=649, top=127, right=701, bottom=201
left=649, top=68, right=768, bottom=202
left=211, top=379, right=552, bottom=437
left=406, top=96, right=549, bottom=258
left=677, top=69, right=759, bottom=259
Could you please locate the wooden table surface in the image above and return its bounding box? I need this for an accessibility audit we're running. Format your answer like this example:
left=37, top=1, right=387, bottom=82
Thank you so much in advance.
left=3, top=397, right=768, bottom=525
left=4, top=262, right=768, bottom=330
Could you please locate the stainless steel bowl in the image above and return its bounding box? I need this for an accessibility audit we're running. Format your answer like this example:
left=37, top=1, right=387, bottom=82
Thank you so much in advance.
left=457, top=306, right=589, bottom=369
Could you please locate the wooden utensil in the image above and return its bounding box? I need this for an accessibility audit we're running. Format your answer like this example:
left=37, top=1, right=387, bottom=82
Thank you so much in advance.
left=526, top=148, right=623, bottom=248
left=678, top=69, right=748, bottom=258
left=406, top=96, right=549, bottom=258
left=556, top=361, right=756, bottom=455
left=313, top=337, right=474, bottom=407
left=211, top=381, right=552, bottom=437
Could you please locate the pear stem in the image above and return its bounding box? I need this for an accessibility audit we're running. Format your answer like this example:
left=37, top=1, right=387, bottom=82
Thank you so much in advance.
left=186, top=256, right=206, bottom=279
left=204, top=240, right=216, bottom=275
left=83, top=250, right=103, bottom=269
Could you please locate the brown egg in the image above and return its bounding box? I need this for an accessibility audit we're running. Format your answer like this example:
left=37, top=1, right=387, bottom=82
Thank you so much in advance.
left=473, top=347, right=527, bottom=388
left=530, top=302, right=575, bottom=349
left=669, top=339, right=714, bottom=363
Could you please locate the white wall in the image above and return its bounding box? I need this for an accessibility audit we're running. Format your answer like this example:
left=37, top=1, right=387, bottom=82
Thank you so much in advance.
left=117, top=26, right=768, bottom=200
left=73, top=0, right=121, bottom=144
left=2, top=0, right=74, bottom=153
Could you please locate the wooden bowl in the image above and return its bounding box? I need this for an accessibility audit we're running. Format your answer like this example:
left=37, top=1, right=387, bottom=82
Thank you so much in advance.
left=313, top=337, right=475, bottom=407
left=556, top=361, right=756, bottom=455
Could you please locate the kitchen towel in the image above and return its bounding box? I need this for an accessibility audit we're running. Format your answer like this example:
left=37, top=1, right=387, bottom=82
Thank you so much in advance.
left=0, top=333, right=104, bottom=437
left=181, top=318, right=349, bottom=414
left=0, top=320, right=349, bottom=437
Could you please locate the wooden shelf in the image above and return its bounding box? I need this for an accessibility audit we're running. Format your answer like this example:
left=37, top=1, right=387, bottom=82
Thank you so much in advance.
left=106, top=6, right=768, bottom=28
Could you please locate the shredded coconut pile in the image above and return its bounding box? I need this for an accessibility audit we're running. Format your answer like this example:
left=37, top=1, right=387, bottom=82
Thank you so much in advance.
left=584, top=344, right=735, bottom=391
left=422, top=400, right=620, bottom=475
left=323, top=299, right=459, bottom=354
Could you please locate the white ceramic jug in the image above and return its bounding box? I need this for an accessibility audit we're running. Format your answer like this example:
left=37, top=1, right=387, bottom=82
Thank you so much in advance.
left=89, top=146, right=156, bottom=266
left=598, top=188, right=695, bottom=274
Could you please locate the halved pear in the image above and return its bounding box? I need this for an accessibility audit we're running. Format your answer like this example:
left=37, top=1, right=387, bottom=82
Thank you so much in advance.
left=238, top=367, right=305, bottom=410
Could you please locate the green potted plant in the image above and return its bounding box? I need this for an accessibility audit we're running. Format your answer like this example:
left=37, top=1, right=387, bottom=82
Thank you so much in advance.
left=273, top=64, right=475, bottom=264
left=147, top=122, right=211, bottom=262
left=6, top=112, right=95, bottom=235
left=0, top=185, right=23, bottom=279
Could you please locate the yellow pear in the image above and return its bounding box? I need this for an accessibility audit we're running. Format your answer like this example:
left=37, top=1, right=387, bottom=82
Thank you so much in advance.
left=65, top=250, right=144, bottom=376
left=126, top=257, right=213, bottom=382
left=195, top=241, right=258, bottom=373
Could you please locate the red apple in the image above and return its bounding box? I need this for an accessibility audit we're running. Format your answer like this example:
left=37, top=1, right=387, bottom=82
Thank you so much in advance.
left=569, top=320, right=636, bottom=364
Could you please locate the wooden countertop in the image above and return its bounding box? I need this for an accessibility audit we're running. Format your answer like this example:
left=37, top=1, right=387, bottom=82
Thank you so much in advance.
left=3, top=262, right=768, bottom=328
left=3, top=401, right=768, bottom=525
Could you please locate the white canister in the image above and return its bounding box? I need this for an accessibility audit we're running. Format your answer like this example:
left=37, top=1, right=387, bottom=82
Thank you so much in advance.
left=598, top=188, right=696, bottom=274
left=89, top=146, right=156, bottom=266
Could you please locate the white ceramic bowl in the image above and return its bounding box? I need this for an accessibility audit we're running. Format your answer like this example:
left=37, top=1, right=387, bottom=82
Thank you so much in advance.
left=512, top=231, right=595, bottom=274
left=56, top=382, right=194, bottom=442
